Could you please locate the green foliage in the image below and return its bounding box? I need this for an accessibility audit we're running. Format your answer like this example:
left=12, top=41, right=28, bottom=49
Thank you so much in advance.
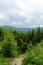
left=23, top=41, right=43, bottom=65
left=0, top=27, right=43, bottom=58
left=0, top=57, right=10, bottom=65
left=26, top=31, right=31, bottom=44
left=35, top=27, right=41, bottom=43
left=2, top=39, right=13, bottom=57
left=0, top=28, right=4, bottom=41
left=1, top=29, right=18, bottom=57
left=31, top=27, right=41, bottom=45
left=15, top=32, right=27, bottom=53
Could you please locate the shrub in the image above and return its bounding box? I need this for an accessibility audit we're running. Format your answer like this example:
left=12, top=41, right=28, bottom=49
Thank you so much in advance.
left=23, top=41, right=43, bottom=65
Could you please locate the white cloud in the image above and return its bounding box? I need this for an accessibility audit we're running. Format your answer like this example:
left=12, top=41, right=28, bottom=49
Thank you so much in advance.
left=0, top=22, right=4, bottom=26
left=40, top=25, right=43, bottom=27
left=0, top=13, right=6, bottom=20
left=40, top=15, right=43, bottom=19
left=10, top=21, right=23, bottom=26
left=10, top=0, right=34, bottom=17
left=6, top=0, right=43, bottom=19
left=0, top=0, right=43, bottom=27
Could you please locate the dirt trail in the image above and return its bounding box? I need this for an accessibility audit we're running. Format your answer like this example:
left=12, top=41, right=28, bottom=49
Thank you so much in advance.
left=11, top=55, right=24, bottom=65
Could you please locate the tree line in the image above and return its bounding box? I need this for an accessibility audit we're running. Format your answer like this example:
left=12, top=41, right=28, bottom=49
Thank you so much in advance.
left=0, top=27, right=43, bottom=57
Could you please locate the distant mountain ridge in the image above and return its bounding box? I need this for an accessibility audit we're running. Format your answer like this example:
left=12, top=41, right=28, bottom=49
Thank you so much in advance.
left=0, top=26, right=43, bottom=32
left=0, top=26, right=34, bottom=32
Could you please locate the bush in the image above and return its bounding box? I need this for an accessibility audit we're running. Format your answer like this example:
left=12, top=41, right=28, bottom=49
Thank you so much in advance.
left=23, top=41, right=43, bottom=65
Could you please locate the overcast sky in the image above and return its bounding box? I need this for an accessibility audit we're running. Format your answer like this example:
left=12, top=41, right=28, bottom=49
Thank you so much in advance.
left=0, top=0, right=43, bottom=28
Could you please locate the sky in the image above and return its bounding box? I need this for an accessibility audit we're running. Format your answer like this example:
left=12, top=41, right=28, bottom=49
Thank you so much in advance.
left=0, top=0, right=43, bottom=28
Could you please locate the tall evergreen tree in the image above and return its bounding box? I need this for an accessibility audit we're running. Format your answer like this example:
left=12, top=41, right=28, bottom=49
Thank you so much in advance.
left=36, top=27, right=41, bottom=43
left=0, top=28, right=3, bottom=41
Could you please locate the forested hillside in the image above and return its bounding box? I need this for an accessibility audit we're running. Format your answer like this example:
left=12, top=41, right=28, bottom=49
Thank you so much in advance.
left=0, top=27, right=43, bottom=65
